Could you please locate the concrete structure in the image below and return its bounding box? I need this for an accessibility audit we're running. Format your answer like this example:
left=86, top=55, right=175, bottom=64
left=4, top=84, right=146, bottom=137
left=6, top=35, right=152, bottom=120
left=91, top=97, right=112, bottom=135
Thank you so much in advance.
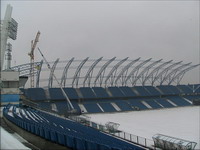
left=1, top=71, right=20, bottom=106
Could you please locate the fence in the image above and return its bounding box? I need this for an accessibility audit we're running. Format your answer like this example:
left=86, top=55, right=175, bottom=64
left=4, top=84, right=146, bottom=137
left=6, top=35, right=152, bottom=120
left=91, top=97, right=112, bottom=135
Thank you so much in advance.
left=69, top=115, right=155, bottom=149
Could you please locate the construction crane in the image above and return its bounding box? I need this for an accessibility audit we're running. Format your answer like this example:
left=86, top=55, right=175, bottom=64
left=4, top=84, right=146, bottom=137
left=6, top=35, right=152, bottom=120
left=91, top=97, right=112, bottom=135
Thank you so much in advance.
left=28, top=31, right=41, bottom=88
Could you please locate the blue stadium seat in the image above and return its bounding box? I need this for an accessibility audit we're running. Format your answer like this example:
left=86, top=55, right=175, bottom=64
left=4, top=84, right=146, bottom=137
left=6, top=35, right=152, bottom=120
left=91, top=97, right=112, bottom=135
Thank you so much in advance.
left=177, top=85, right=193, bottom=94
left=115, top=101, right=134, bottom=111
left=75, top=137, right=86, bottom=150
left=118, top=87, right=137, bottom=97
left=83, top=103, right=102, bottom=113
left=26, top=88, right=46, bottom=101
left=133, top=86, right=151, bottom=97
left=154, top=98, right=174, bottom=108
left=144, top=99, right=162, bottom=109
left=107, top=87, right=125, bottom=98
left=188, top=84, right=200, bottom=94
left=70, top=101, right=81, bottom=112
left=92, top=87, right=110, bottom=98
left=156, top=86, right=174, bottom=95
left=3, top=104, right=146, bottom=150
left=49, top=88, right=65, bottom=100
left=55, top=101, right=70, bottom=115
left=98, top=103, right=117, bottom=112
left=166, top=96, right=191, bottom=106
left=63, top=88, right=80, bottom=99
left=79, top=87, right=96, bottom=99
left=167, top=85, right=181, bottom=95
left=128, top=99, right=148, bottom=110
left=57, top=132, right=66, bottom=145
left=144, top=86, right=161, bottom=96
left=38, top=102, right=52, bottom=111
left=183, top=95, right=200, bottom=102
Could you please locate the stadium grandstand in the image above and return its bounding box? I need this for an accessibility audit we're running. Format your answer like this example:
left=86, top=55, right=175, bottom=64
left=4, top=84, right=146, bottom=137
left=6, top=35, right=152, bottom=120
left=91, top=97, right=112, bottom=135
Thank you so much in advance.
left=3, top=57, right=200, bottom=150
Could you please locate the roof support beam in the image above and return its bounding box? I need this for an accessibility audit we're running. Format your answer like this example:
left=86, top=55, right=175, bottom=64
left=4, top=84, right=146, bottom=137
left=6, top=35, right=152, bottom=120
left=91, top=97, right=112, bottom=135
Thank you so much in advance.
left=83, top=57, right=103, bottom=87
left=72, top=57, right=89, bottom=88
left=160, top=62, right=192, bottom=85
left=168, top=64, right=200, bottom=85
left=115, top=57, right=140, bottom=86
left=152, top=61, right=182, bottom=86
left=94, top=57, right=116, bottom=87
left=61, top=57, right=74, bottom=87
left=132, top=59, right=162, bottom=86
left=48, top=58, right=59, bottom=88
left=36, top=60, right=43, bottom=88
left=104, top=57, right=128, bottom=87
left=142, top=60, right=172, bottom=86
left=124, top=58, right=152, bottom=86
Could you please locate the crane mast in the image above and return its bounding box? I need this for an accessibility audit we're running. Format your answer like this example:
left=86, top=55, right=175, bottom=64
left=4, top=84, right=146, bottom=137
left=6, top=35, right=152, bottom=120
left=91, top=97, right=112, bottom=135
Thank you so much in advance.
left=28, top=31, right=40, bottom=88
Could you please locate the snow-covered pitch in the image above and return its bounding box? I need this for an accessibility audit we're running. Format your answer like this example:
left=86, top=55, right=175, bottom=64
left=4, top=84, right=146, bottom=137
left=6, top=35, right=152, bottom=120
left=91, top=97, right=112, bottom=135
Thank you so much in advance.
left=88, top=106, right=200, bottom=149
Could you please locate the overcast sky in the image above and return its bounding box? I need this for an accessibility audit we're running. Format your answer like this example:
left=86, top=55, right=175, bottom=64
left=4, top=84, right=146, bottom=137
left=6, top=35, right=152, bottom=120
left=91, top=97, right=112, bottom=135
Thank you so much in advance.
left=1, top=0, right=200, bottom=84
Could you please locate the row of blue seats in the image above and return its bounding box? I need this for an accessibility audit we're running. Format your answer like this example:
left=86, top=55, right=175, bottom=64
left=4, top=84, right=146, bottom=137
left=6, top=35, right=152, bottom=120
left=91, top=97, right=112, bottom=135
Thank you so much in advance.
left=36, top=95, right=192, bottom=114
left=3, top=104, right=144, bottom=150
left=21, top=84, right=199, bottom=101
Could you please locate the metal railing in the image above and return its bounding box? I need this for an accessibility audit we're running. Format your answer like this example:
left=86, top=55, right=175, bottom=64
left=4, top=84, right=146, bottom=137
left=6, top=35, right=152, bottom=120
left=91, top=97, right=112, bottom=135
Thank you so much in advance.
left=69, top=115, right=155, bottom=149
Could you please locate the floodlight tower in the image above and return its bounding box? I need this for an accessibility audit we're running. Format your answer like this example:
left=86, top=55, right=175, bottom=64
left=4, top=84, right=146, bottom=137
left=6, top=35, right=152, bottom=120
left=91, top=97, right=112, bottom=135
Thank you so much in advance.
left=1, top=4, right=19, bottom=106
left=1, top=4, right=18, bottom=70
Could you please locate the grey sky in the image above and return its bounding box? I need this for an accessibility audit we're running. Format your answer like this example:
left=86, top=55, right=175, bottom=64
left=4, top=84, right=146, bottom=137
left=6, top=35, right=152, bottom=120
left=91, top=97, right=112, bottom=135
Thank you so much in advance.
left=1, top=1, right=200, bottom=84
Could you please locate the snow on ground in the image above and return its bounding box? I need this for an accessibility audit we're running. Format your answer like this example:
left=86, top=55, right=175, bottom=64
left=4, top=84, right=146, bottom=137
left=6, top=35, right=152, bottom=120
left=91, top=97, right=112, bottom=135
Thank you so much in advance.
left=88, top=106, right=200, bottom=149
left=0, top=126, right=31, bottom=150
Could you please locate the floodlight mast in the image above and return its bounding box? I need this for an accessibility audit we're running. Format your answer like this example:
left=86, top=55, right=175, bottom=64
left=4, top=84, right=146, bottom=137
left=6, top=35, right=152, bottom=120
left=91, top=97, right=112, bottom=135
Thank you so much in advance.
left=37, top=48, right=75, bottom=111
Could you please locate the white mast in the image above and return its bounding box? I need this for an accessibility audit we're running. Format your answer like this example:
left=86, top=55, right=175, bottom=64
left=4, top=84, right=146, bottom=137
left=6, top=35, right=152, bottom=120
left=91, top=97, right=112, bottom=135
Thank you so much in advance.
left=1, top=4, right=18, bottom=71
left=1, top=4, right=12, bottom=70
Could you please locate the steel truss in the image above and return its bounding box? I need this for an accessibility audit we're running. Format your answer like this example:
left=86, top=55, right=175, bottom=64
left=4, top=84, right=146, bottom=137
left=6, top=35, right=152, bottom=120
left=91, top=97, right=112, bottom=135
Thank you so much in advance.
left=11, top=62, right=41, bottom=76
left=142, top=60, right=173, bottom=86
left=94, top=57, right=116, bottom=87
left=11, top=57, right=199, bottom=88
left=104, top=57, right=128, bottom=87
left=115, top=58, right=140, bottom=86
left=83, top=57, right=103, bottom=87
left=124, top=58, right=152, bottom=86
left=72, top=57, right=89, bottom=87
left=36, top=60, right=43, bottom=88
left=168, top=64, right=200, bottom=85
left=48, top=58, right=59, bottom=88
left=61, top=57, right=74, bottom=87
left=151, top=61, right=182, bottom=86
left=160, top=62, right=192, bottom=85
left=132, top=59, right=162, bottom=86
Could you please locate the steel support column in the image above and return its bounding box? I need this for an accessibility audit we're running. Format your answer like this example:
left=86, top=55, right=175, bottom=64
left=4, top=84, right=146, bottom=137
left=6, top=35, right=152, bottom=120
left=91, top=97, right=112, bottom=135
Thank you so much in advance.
left=61, top=57, right=74, bottom=87
left=94, top=57, right=116, bottom=87
left=124, top=58, right=152, bottom=86
left=152, top=61, right=182, bottom=86
left=48, top=58, right=59, bottom=88
left=83, top=57, right=103, bottom=87
left=115, top=58, right=140, bottom=86
left=160, top=62, right=191, bottom=85
left=36, top=60, right=43, bottom=88
left=142, top=60, right=172, bottom=86
left=168, top=64, right=200, bottom=85
left=104, top=57, right=128, bottom=87
left=132, top=59, right=162, bottom=86
left=72, top=57, right=89, bottom=87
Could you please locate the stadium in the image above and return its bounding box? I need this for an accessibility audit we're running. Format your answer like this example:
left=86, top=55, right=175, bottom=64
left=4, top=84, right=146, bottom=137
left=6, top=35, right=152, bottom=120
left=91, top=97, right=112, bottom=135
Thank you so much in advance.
left=1, top=2, right=200, bottom=150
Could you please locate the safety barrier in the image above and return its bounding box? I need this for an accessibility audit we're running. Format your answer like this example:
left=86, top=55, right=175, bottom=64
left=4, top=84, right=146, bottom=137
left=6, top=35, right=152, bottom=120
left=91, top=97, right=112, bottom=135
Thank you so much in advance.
left=69, top=115, right=154, bottom=149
